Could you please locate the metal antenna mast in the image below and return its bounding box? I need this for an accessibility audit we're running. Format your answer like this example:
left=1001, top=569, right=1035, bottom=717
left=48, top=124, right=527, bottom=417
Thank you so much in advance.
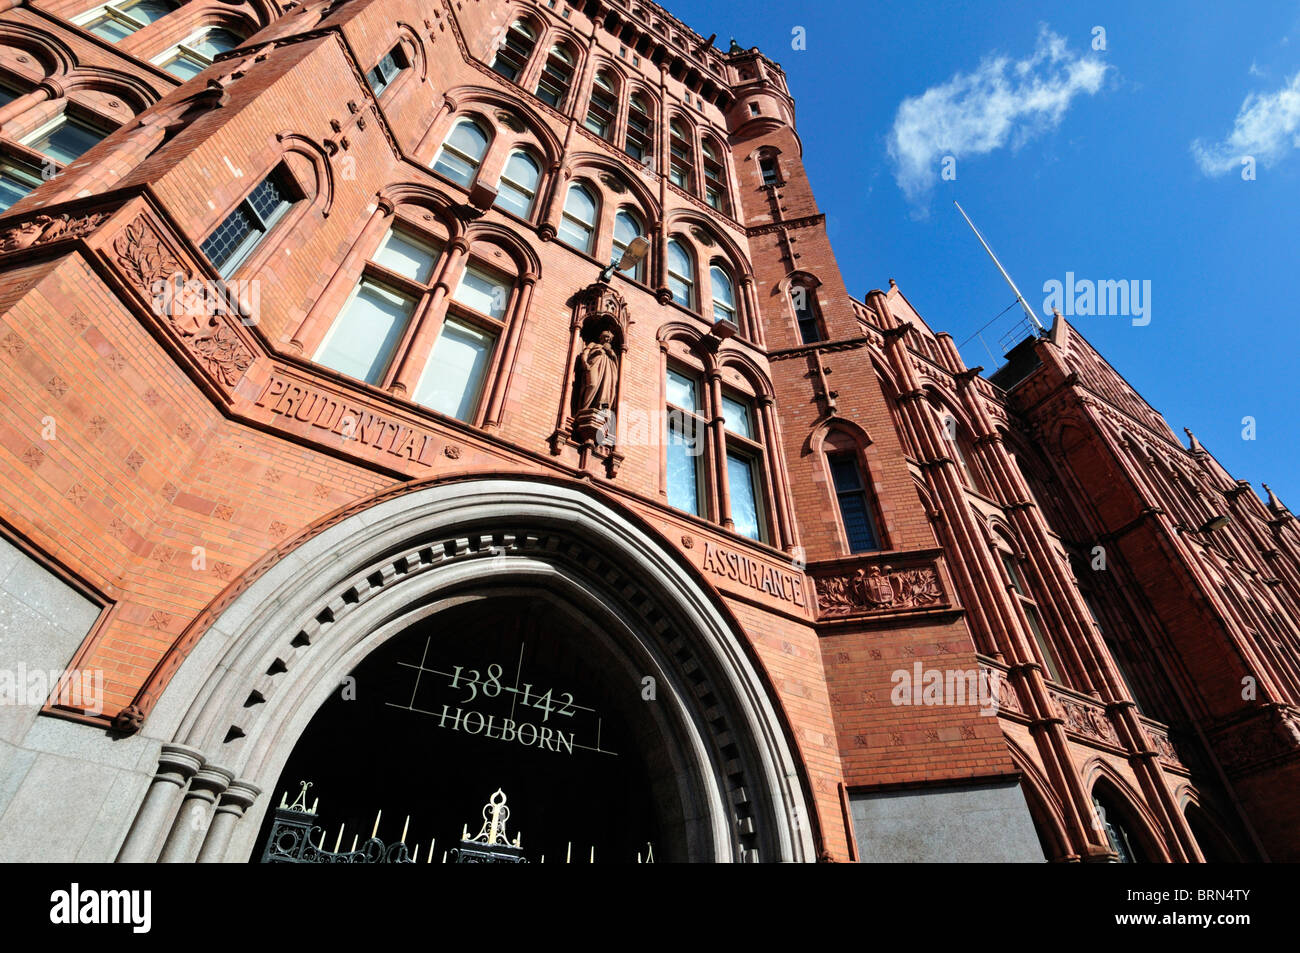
left=954, top=201, right=1045, bottom=332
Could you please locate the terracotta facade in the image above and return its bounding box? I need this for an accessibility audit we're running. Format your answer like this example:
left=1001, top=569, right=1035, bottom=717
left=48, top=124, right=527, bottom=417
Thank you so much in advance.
left=0, top=0, right=1295, bottom=862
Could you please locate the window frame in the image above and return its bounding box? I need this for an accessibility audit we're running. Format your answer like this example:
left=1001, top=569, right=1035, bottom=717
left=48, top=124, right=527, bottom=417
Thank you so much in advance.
left=610, top=207, right=646, bottom=282
left=666, top=238, right=694, bottom=309
left=826, top=452, right=882, bottom=553
left=77, top=0, right=178, bottom=41
left=367, top=43, right=410, bottom=97
left=199, top=164, right=300, bottom=278
left=489, top=19, right=537, bottom=83
left=20, top=109, right=111, bottom=165
left=152, top=26, right=244, bottom=79
left=432, top=117, right=491, bottom=188
left=0, top=158, right=44, bottom=212
left=535, top=44, right=575, bottom=109
left=558, top=182, right=598, bottom=254
left=999, top=546, right=1065, bottom=683
left=493, top=148, right=541, bottom=219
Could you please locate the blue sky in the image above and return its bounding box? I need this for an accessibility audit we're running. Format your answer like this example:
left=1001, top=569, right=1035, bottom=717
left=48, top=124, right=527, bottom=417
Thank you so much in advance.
left=671, top=0, right=1299, bottom=505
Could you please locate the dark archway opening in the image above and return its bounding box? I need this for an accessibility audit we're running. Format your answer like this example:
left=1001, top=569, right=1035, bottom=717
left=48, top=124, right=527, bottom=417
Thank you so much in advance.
left=254, top=594, right=680, bottom=863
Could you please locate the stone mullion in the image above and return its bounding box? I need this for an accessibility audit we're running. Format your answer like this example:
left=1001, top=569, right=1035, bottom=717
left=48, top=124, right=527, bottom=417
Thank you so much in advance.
left=758, top=395, right=797, bottom=551
left=739, top=275, right=762, bottom=346
left=387, top=237, right=469, bottom=396
left=290, top=201, right=393, bottom=355
left=708, top=370, right=731, bottom=528
left=480, top=274, right=537, bottom=430
left=412, top=99, right=455, bottom=166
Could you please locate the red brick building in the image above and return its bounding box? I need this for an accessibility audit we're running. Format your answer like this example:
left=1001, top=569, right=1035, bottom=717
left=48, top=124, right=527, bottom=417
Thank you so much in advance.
left=0, top=0, right=1295, bottom=863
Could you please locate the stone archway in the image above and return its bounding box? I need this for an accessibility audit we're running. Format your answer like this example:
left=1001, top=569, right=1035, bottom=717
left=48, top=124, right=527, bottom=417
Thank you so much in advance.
left=117, top=477, right=816, bottom=863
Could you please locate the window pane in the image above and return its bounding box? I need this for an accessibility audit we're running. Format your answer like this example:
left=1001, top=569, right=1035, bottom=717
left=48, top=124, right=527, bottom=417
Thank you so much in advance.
left=557, top=217, right=592, bottom=252
left=415, top=319, right=494, bottom=421
left=727, top=452, right=762, bottom=541
left=434, top=121, right=487, bottom=186
left=564, top=185, right=596, bottom=224
left=1001, top=552, right=1026, bottom=595
left=316, top=281, right=414, bottom=384
left=667, top=240, right=692, bottom=306
left=0, top=166, right=38, bottom=212
left=494, top=152, right=538, bottom=216
left=453, top=265, right=509, bottom=319
left=666, top=368, right=697, bottom=410
left=447, top=120, right=488, bottom=159
left=666, top=423, right=700, bottom=515
left=191, top=28, right=240, bottom=58
left=200, top=204, right=257, bottom=272
left=247, top=173, right=288, bottom=224
left=837, top=492, right=878, bottom=552
left=87, top=15, right=136, bottom=41
left=126, top=0, right=176, bottom=23
left=721, top=394, right=751, bottom=438
left=829, top=456, right=863, bottom=492
left=433, top=150, right=475, bottom=187
left=1024, top=605, right=1062, bottom=682
left=373, top=228, right=438, bottom=283
left=163, top=52, right=206, bottom=79
left=29, top=117, right=103, bottom=164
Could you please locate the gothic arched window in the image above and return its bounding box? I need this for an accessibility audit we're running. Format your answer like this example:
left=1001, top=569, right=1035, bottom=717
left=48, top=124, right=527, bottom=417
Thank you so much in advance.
left=558, top=183, right=598, bottom=253
left=611, top=208, right=645, bottom=281
left=709, top=264, right=736, bottom=324
left=667, top=238, right=694, bottom=308
left=432, top=118, right=490, bottom=188
left=535, top=44, right=575, bottom=108
left=490, top=19, right=536, bottom=82
left=494, top=150, right=541, bottom=218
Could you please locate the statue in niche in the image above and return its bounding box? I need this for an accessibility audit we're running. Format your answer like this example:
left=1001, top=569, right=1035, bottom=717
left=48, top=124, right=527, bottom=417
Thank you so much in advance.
left=575, top=329, right=619, bottom=413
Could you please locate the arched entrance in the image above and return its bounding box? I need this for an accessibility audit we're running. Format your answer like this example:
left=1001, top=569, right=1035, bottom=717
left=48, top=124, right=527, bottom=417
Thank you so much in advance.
left=119, top=477, right=816, bottom=863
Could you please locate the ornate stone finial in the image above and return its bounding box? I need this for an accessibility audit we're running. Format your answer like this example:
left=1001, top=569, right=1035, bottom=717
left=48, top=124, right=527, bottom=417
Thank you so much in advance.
left=1263, top=483, right=1289, bottom=516
left=888, top=278, right=898, bottom=288
left=1184, top=428, right=1205, bottom=454
left=728, top=37, right=742, bottom=53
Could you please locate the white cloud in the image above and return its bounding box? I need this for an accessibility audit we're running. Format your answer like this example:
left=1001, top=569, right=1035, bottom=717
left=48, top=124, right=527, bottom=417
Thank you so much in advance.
left=1192, top=70, right=1300, bottom=175
left=1249, top=60, right=1264, bottom=77
left=886, top=26, right=1108, bottom=208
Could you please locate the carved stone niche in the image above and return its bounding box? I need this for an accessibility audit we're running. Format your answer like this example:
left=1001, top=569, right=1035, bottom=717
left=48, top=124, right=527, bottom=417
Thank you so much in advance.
left=550, top=282, right=631, bottom=476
